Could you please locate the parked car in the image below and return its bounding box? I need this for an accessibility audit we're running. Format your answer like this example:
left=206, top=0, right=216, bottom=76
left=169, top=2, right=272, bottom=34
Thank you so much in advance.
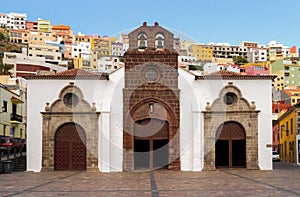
left=272, top=151, right=280, bottom=161
left=0, top=136, right=25, bottom=153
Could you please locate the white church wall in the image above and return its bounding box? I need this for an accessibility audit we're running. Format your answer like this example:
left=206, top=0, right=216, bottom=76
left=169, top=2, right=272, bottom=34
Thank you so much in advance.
left=95, top=68, right=124, bottom=172
left=26, top=68, right=124, bottom=172
left=179, top=69, right=200, bottom=171
left=178, top=69, right=273, bottom=171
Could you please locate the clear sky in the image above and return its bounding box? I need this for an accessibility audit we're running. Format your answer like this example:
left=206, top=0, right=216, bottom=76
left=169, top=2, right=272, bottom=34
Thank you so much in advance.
left=1, top=0, right=299, bottom=47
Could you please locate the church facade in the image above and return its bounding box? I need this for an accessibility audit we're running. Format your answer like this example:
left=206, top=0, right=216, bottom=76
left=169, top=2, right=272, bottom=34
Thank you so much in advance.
left=25, top=23, right=274, bottom=172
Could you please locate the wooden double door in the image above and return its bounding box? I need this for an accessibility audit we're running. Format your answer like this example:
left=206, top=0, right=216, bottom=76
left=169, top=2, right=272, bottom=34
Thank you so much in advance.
left=54, top=123, right=86, bottom=171
left=215, top=122, right=246, bottom=168
left=134, top=119, right=169, bottom=170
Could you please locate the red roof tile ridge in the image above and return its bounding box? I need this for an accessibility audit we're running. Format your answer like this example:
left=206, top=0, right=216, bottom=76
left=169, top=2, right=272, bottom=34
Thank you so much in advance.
left=54, top=68, right=101, bottom=76
left=206, top=70, right=241, bottom=76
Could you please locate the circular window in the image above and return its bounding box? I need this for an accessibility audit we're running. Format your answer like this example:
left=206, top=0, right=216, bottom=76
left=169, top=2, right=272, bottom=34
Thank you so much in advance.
left=63, top=93, right=79, bottom=108
left=145, top=68, right=158, bottom=81
left=223, top=92, right=237, bottom=105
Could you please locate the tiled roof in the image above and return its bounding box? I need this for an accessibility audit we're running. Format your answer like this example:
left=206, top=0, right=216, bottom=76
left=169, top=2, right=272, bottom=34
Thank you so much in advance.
left=206, top=70, right=241, bottom=76
left=195, top=70, right=276, bottom=80
left=282, top=89, right=300, bottom=96
left=125, top=47, right=178, bottom=55
left=24, top=69, right=109, bottom=80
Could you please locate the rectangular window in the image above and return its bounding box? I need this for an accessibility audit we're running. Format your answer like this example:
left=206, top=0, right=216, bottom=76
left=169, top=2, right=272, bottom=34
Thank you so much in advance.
left=2, top=101, right=7, bottom=112
left=286, top=122, right=289, bottom=136
left=291, top=118, right=293, bottom=135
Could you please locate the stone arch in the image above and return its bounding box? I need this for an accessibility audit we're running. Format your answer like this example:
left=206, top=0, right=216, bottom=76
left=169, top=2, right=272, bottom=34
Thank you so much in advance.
left=215, top=121, right=246, bottom=168
left=41, top=82, right=100, bottom=171
left=123, top=97, right=180, bottom=171
left=203, top=82, right=259, bottom=170
left=137, top=32, right=148, bottom=49
left=155, top=32, right=165, bottom=49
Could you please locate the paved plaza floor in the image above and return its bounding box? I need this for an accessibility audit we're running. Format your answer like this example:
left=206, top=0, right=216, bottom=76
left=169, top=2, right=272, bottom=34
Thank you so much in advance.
left=0, top=162, right=299, bottom=197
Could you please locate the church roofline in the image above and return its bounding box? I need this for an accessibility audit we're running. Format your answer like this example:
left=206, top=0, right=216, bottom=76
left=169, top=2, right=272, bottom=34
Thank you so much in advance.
left=24, top=68, right=109, bottom=80
left=125, top=47, right=178, bottom=55
left=194, top=75, right=277, bottom=80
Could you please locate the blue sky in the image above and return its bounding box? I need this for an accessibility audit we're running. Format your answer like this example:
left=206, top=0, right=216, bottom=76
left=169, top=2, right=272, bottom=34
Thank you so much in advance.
left=1, top=0, right=299, bottom=47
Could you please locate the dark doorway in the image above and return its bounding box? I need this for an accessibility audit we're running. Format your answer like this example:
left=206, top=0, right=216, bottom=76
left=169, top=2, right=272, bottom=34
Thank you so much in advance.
left=54, top=123, right=86, bottom=171
left=215, top=122, right=246, bottom=168
left=134, top=118, right=169, bottom=170
left=134, top=139, right=150, bottom=169
left=153, top=139, right=169, bottom=168
left=215, top=140, right=229, bottom=167
left=232, top=140, right=246, bottom=166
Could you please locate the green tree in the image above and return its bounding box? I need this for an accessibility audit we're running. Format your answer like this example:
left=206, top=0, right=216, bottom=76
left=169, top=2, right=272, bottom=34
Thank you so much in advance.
left=233, top=56, right=248, bottom=65
left=0, top=63, right=11, bottom=75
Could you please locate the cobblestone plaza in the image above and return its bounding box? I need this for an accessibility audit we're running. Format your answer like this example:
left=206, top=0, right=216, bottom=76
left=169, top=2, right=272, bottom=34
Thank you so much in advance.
left=0, top=162, right=299, bottom=197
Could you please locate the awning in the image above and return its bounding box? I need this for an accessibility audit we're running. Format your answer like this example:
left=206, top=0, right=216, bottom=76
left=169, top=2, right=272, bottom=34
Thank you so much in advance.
left=11, top=96, right=23, bottom=104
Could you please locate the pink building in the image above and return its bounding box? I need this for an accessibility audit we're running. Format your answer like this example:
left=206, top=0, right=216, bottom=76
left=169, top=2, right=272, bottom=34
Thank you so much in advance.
left=245, top=66, right=269, bottom=76
left=272, top=120, right=279, bottom=152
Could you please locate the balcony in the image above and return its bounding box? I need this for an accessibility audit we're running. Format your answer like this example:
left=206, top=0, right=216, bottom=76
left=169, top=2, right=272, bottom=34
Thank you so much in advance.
left=10, top=113, right=22, bottom=123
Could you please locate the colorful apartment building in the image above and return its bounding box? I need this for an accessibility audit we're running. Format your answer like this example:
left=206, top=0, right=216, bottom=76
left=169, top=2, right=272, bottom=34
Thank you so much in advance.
left=51, top=25, right=74, bottom=43
left=0, top=12, right=27, bottom=30
left=271, top=59, right=300, bottom=89
left=9, top=29, right=30, bottom=44
left=272, top=120, right=279, bottom=152
left=0, top=78, right=26, bottom=139
left=278, top=104, right=300, bottom=164
left=247, top=47, right=268, bottom=63
left=241, top=62, right=269, bottom=76
left=267, top=41, right=290, bottom=62
left=26, top=21, right=38, bottom=30
left=191, top=45, right=213, bottom=62
left=37, top=18, right=51, bottom=32
left=3, top=52, right=67, bottom=77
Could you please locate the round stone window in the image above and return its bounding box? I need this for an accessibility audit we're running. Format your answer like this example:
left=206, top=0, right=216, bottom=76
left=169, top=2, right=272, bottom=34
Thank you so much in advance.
left=63, top=93, right=79, bottom=108
left=145, top=68, right=158, bottom=82
left=223, top=92, right=237, bottom=105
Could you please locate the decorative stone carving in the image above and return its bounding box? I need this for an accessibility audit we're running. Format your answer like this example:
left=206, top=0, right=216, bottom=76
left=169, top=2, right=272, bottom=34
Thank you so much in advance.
left=203, top=83, right=260, bottom=170
left=41, top=83, right=100, bottom=172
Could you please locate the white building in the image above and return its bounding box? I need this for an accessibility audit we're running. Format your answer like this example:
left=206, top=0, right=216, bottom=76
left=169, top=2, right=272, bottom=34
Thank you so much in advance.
left=72, top=42, right=91, bottom=58
left=112, top=42, right=124, bottom=57
left=0, top=12, right=26, bottom=30
left=25, top=23, right=274, bottom=173
left=248, top=47, right=268, bottom=63
left=3, top=52, right=67, bottom=77
left=25, top=67, right=274, bottom=172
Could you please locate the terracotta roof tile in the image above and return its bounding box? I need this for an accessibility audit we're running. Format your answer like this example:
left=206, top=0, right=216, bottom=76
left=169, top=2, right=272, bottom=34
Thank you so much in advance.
left=24, top=69, right=109, bottom=80
left=125, top=47, right=178, bottom=55
left=206, top=70, right=241, bottom=76
left=54, top=68, right=100, bottom=76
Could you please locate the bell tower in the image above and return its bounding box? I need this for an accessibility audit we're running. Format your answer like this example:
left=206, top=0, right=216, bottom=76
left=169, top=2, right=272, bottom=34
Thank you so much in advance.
left=123, top=22, right=180, bottom=171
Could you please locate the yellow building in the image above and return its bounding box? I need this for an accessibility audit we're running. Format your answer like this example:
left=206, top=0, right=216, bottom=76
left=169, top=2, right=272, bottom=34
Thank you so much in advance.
left=28, top=30, right=55, bottom=45
left=9, top=29, right=30, bottom=44
left=0, top=78, right=26, bottom=139
left=191, top=45, right=213, bottom=62
left=38, top=18, right=51, bottom=32
left=278, top=104, right=299, bottom=163
left=272, top=70, right=285, bottom=91
left=92, top=36, right=117, bottom=57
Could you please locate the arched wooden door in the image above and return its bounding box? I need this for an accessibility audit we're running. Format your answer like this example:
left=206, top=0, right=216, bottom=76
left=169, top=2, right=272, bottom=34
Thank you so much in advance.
left=54, top=123, right=86, bottom=171
left=215, top=122, right=246, bottom=168
left=134, top=118, right=169, bottom=170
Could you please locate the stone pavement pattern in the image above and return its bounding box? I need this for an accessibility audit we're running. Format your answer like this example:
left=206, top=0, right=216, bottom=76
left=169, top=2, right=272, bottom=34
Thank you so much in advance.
left=0, top=162, right=299, bottom=197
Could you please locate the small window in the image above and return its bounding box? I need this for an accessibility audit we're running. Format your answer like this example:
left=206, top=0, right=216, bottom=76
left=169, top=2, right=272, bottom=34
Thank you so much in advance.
left=137, top=32, right=147, bottom=49
left=63, top=93, right=79, bottom=108
left=223, top=92, right=237, bottom=105
left=2, top=101, right=8, bottom=112
left=145, top=68, right=157, bottom=81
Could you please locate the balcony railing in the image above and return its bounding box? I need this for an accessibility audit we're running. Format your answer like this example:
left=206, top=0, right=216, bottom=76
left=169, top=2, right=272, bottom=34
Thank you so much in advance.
left=10, top=113, right=22, bottom=122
